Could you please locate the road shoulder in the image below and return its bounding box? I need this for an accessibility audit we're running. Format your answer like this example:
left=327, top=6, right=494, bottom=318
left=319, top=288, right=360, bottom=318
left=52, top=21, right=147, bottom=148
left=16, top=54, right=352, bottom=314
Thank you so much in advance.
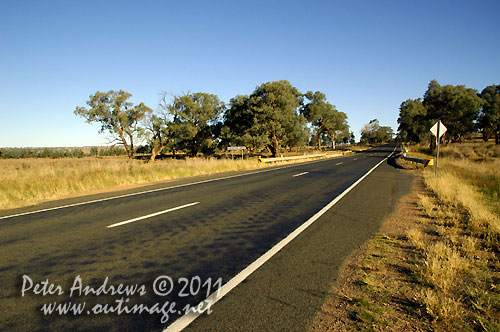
left=309, top=172, right=433, bottom=331
left=184, top=156, right=414, bottom=332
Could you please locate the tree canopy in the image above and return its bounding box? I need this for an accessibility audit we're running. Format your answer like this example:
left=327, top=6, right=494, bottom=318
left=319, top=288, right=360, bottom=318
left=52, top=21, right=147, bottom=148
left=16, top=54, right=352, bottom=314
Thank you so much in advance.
left=360, top=119, right=394, bottom=144
left=397, top=98, right=429, bottom=143
left=223, top=80, right=307, bottom=157
left=302, top=91, right=349, bottom=149
left=167, top=92, right=225, bottom=157
left=74, top=81, right=354, bottom=159
left=397, top=80, right=495, bottom=146
left=479, top=85, right=500, bottom=144
left=423, top=80, right=483, bottom=141
left=249, top=80, right=304, bottom=157
left=74, top=90, right=152, bottom=158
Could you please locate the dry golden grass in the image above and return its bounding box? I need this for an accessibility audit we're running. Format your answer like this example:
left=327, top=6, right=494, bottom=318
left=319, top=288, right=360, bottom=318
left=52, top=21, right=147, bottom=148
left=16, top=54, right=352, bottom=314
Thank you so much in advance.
left=423, top=161, right=500, bottom=243
left=417, top=242, right=468, bottom=292
left=0, top=153, right=346, bottom=211
left=406, top=141, right=500, bottom=328
left=439, top=141, right=500, bottom=161
left=419, top=288, right=463, bottom=323
left=0, top=157, right=266, bottom=210
left=406, top=228, right=425, bottom=250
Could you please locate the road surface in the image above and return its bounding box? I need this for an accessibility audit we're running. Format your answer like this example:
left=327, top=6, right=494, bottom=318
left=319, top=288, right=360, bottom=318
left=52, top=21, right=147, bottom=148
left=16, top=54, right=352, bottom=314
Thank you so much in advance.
left=0, top=145, right=413, bottom=331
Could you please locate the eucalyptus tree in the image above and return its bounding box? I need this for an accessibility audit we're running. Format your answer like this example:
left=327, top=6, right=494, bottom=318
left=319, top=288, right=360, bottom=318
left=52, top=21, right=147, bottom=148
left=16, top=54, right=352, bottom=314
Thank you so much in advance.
left=302, top=91, right=348, bottom=149
left=167, top=92, right=225, bottom=156
left=360, top=119, right=393, bottom=144
left=223, top=80, right=305, bottom=157
left=397, top=98, right=429, bottom=143
left=423, top=80, right=483, bottom=141
left=74, top=90, right=152, bottom=159
left=248, top=80, right=304, bottom=157
left=479, top=84, right=500, bottom=144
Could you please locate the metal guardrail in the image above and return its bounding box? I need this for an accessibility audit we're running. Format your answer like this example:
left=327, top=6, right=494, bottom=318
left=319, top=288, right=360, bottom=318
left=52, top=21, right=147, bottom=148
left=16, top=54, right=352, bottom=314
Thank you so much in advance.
left=401, top=150, right=433, bottom=167
left=258, top=153, right=327, bottom=163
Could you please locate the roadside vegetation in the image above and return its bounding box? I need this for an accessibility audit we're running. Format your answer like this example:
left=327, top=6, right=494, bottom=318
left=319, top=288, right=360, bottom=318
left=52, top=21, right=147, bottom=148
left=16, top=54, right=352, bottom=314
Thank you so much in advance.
left=410, top=143, right=500, bottom=330
left=311, top=141, right=500, bottom=331
left=0, top=149, right=353, bottom=211
left=2, top=79, right=395, bottom=211
left=72, top=81, right=357, bottom=161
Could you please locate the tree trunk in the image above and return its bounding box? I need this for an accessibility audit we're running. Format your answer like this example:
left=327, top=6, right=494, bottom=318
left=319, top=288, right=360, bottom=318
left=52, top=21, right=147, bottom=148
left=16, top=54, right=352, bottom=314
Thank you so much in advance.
left=119, top=132, right=134, bottom=159
left=482, top=130, right=489, bottom=142
left=429, top=136, right=436, bottom=152
left=271, top=134, right=280, bottom=157
left=191, top=142, right=199, bottom=157
left=316, top=132, right=322, bottom=151
left=496, top=131, right=499, bottom=145
left=266, top=145, right=272, bottom=155
left=128, top=134, right=135, bottom=159
left=149, top=137, right=160, bottom=163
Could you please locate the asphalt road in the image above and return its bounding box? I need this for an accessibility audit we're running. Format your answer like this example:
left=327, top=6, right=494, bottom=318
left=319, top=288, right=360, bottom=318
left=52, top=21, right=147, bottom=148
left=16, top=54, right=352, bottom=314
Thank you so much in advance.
left=0, top=145, right=413, bottom=332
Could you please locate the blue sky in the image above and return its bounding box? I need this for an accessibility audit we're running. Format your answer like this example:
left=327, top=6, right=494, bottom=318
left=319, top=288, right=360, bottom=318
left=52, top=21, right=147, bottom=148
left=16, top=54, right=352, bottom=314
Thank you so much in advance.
left=1, top=0, right=499, bottom=147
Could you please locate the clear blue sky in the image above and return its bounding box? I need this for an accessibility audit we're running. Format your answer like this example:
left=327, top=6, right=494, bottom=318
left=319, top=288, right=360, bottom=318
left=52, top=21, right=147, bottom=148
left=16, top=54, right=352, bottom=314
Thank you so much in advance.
left=1, top=0, right=499, bottom=147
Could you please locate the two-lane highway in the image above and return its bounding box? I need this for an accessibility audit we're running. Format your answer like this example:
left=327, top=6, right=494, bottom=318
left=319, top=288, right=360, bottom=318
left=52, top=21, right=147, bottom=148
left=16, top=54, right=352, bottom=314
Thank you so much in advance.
left=0, top=146, right=411, bottom=331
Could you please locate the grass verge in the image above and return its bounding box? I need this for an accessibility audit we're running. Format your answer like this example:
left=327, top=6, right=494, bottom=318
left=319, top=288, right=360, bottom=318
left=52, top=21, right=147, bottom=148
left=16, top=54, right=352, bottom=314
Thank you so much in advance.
left=310, top=142, right=500, bottom=332
left=0, top=152, right=348, bottom=211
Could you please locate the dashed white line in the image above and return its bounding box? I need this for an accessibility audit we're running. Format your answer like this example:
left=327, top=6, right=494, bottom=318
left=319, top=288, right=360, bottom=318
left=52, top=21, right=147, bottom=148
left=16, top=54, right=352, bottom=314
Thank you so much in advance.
left=292, top=172, right=309, bottom=177
left=353, top=158, right=358, bottom=161
left=336, top=162, right=343, bottom=165
left=106, top=202, right=199, bottom=228
left=0, top=156, right=345, bottom=221
left=163, top=150, right=395, bottom=332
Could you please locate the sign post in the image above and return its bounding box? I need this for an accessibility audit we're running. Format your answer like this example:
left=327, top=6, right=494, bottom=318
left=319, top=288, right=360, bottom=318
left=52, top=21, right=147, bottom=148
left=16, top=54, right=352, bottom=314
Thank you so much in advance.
left=227, top=146, right=247, bottom=159
left=430, top=120, right=447, bottom=176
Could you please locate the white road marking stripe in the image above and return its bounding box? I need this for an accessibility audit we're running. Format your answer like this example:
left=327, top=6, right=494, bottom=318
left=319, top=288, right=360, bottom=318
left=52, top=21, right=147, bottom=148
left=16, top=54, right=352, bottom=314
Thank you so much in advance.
left=163, top=149, right=396, bottom=332
left=1, top=156, right=344, bottom=221
left=292, top=172, right=309, bottom=177
left=106, top=202, right=199, bottom=228
left=336, top=162, right=343, bottom=165
left=353, top=158, right=358, bottom=160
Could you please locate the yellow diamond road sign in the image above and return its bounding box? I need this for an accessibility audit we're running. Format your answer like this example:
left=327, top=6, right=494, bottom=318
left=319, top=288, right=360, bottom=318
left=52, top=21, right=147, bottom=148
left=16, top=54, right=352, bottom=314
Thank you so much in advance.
left=430, top=121, right=447, bottom=138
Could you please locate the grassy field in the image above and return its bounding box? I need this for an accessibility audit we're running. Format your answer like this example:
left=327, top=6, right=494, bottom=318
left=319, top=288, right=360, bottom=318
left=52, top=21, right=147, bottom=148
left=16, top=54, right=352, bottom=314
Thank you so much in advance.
left=0, top=151, right=350, bottom=211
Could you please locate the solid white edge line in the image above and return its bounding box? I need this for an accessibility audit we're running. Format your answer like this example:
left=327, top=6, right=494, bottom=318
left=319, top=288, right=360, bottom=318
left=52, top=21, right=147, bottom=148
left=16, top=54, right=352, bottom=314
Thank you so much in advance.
left=292, top=172, right=309, bottom=177
left=0, top=155, right=347, bottom=221
left=106, top=202, right=199, bottom=228
left=163, top=147, right=397, bottom=332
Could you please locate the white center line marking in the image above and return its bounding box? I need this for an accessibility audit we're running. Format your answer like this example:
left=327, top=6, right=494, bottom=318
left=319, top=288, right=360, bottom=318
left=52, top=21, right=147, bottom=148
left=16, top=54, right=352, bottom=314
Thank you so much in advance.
left=292, top=172, right=309, bottom=177
left=353, top=158, right=358, bottom=161
left=336, top=162, right=343, bottom=165
left=106, top=202, right=199, bottom=228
